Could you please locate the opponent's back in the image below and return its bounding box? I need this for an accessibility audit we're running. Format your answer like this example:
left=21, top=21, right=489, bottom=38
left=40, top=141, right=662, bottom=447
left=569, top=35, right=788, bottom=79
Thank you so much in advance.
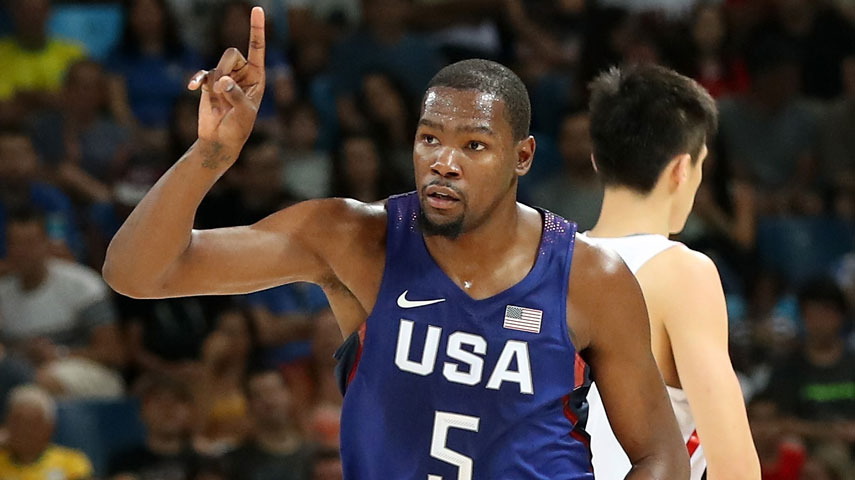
left=338, top=193, right=592, bottom=480
left=582, top=233, right=707, bottom=480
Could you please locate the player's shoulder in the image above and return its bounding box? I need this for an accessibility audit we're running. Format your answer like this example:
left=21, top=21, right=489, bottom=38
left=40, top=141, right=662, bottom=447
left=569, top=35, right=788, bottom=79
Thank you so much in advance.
left=569, top=233, right=639, bottom=302
left=568, top=233, right=648, bottom=351
left=572, top=232, right=632, bottom=281
left=261, top=197, right=386, bottom=235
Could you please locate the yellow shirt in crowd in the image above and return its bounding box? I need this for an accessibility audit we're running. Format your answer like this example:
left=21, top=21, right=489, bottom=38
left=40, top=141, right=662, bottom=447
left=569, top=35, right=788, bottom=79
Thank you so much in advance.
left=0, top=445, right=93, bottom=480
left=0, top=38, right=86, bottom=100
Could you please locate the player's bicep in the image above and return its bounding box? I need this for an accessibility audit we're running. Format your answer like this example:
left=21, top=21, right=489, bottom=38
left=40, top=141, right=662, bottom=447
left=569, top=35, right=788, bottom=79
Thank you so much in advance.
left=162, top=199, right=342, bottom=296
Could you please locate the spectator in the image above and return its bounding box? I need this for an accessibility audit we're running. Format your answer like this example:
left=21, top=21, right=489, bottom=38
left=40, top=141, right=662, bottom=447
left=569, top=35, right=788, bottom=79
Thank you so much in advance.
left=109, top=376, right=198, bottom=480
left=86, top=92, right=197, bottom=266
left=107, top=0, right=202, bottom=130
left=763, top=0, right=855, bottom=100
left=672, top=1, right=750, bottom=98
left=0, top=342, right=33, bottom=420
left=285, top=0, right=360, bottom=45
left=717, top=33, right=821, bottom=214
left=330, top=0, right=443, bottom=129
left=0, top=207, right=125, bottom=398
left=281, top=102, right=333, bottom=200
left=0, top=0, right=86, bottom=116
left=502, top=0, right=587, bottom=134
left=122, top=296, right=212, bottom=384
left=356, top=71, right=415, bottom=174
left=766, top=277, right=855, bottom=451
left=331, top=133, right=404, bottom=202
left=529, top=112, right=602, bottom=231
left=748, top=394, right=806, bottom=480
left=302, top=310, right=342, bottom=448
left=0, top=384, right=93, bottom=479
left=248, top=282, right=329, bottom=368
left=311, top=448, right=343, bottom=480
left=680, top=141, right=757, bottom=291
left=818, top=53, right=855, bottom=220
left=599, top=0, right=707, bottom=18
left=193, top=306, right=257, bottom=455
left=222, top=369, right=314, bottom=480
left=30, top=59, right=132, bottom=204
left=0, top=128, right=82, bottom=260
left=197, top=135, right=296, bottom=229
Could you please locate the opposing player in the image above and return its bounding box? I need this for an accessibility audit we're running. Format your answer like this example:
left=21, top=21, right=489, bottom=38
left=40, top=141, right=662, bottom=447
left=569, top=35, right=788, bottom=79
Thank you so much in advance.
left=583, top=65, right=761, bottom=480
left=103, top=8, right=689, bottom=479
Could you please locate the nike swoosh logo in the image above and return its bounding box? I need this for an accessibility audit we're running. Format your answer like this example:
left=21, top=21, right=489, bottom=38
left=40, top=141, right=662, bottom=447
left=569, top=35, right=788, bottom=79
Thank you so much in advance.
left=397, top=290, right=446, bottom=308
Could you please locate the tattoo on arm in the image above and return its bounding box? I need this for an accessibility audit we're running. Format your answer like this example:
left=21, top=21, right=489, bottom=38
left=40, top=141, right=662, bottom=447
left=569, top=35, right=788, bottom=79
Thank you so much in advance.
left=199, top=141, right=231, bottom=170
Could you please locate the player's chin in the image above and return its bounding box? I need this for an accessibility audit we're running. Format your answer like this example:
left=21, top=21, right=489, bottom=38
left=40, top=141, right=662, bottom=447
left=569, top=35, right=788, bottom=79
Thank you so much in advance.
left=419, top=209, right=465, bottom=239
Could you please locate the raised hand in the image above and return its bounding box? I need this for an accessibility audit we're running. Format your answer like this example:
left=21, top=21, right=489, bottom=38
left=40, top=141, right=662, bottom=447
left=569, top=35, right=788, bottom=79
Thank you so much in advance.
left=187, top=6, right=266, bottom=152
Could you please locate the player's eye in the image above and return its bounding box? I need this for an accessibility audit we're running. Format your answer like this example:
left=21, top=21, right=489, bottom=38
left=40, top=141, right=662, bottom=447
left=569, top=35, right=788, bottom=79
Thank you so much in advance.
left=422, top=134, right=439, bottom=145
left=467, top=141, right=486, bottom=151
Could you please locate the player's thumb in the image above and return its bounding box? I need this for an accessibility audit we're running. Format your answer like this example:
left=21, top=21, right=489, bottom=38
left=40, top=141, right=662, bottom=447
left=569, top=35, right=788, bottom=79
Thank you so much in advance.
left=217, top=76, right=255, bottom=116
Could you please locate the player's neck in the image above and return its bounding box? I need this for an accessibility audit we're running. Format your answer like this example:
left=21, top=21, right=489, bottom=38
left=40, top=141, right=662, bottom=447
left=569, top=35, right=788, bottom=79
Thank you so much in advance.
left=424, top=198, right=535, bottom=294
left=589, top=187, right=671, bottom=237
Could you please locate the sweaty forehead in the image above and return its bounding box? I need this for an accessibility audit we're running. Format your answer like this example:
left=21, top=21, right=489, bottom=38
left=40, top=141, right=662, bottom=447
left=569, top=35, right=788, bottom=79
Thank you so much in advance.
left=421, top=87, right=509, bottom=132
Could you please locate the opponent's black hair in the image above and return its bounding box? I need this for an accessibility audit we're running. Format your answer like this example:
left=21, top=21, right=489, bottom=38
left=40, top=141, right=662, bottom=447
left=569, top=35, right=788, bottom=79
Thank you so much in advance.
left=588, top=64, right=718, bottom=193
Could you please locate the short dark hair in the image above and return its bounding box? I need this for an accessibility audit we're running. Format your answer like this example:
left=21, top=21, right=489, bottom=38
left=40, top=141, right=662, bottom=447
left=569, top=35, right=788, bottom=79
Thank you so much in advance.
left=798, top=276, right=848, bottom=315
left=425, top=59, right=531, bottom=141
left=588, top=64, right=718, bottom=193
left=7, top=206, right=46, bottom=229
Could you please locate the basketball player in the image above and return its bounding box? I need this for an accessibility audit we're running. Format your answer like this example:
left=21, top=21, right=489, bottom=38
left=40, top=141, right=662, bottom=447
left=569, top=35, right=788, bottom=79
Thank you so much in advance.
left=583, top=65, right=761, bottom=480
left=103, top=8, right=689, bottom=479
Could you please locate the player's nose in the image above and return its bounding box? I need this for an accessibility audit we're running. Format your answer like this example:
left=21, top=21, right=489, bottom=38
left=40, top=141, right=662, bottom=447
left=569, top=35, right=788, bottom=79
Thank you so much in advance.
left=430, top=146, right=462, bottom=179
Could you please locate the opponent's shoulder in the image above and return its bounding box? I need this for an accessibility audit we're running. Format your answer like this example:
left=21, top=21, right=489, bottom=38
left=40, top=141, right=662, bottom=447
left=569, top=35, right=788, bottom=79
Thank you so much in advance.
left=638, top=244, right=722, bottom=296
left=639, top=244, right=727, bottom=332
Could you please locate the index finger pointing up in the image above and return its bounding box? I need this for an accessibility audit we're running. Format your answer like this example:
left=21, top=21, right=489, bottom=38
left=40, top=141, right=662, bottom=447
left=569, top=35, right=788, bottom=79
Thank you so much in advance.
left=248, top=6, right=266, bottom=68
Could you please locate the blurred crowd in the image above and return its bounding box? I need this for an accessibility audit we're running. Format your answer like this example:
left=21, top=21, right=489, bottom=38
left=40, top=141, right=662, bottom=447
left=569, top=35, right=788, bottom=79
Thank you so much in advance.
left=0, top=0, right=852, bottom=479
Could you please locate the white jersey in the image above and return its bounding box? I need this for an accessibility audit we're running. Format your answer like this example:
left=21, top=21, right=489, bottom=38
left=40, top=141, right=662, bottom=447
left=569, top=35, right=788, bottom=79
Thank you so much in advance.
left=582, top=233, right=707, bottom=480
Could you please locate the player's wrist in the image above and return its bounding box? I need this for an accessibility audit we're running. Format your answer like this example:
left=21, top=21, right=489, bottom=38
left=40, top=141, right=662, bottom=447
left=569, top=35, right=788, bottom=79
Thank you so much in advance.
left=192, top=138, right=241, bottom=171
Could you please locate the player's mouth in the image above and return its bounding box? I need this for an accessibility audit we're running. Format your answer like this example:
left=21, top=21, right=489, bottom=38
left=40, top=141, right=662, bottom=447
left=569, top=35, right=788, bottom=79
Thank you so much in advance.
left=425, top=185, right=461, bottom=210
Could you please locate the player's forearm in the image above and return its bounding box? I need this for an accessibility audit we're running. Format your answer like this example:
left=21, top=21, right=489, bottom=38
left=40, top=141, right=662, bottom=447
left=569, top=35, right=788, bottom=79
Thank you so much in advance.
left=103, top=139, right=238, bottom=297
left=625, top=433, right=690, bottom=480
left=625, top=452, right=690, bottom=480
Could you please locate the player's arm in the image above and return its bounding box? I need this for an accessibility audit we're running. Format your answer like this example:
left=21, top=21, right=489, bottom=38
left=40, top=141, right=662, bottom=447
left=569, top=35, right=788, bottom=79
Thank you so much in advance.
left=103, top=8, right=353, bottom=299
left=640, top=247, right=761, bottom=480
left=570, top=241, right=689, bottom=480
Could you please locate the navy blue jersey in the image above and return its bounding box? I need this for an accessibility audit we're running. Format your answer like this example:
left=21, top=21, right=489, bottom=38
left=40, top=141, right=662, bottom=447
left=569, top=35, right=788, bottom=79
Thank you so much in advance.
left=338, top=192, right=592, bottom=480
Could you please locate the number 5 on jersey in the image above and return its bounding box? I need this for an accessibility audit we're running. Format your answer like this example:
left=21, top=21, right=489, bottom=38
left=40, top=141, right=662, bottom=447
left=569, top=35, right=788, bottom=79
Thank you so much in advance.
left=429, top=411, right=480, bottom=480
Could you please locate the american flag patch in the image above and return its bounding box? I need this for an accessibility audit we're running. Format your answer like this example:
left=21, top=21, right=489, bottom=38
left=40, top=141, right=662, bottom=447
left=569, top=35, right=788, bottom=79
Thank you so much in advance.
left=503, top=305, right=542, bottom=334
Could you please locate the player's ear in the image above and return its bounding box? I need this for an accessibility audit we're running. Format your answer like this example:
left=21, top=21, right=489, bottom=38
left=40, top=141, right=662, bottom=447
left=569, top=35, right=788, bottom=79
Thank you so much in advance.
left=668, top=153, right=692, bottom=191
left=590, top=154, right=599, bottom=174
left=514, top=135, right=536, bottom=176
